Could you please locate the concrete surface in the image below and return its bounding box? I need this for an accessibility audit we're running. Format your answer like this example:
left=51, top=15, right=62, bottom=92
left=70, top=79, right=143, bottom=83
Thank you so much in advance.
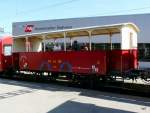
left=0, top=78, right=149, bottom=113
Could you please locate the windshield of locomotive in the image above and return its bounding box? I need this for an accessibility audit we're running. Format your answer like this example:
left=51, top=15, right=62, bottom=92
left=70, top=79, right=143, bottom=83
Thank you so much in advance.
left=4, top=45, right=12, bottom=56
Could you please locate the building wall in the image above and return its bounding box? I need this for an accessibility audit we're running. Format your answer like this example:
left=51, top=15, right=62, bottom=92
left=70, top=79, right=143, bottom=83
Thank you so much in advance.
left=13, top=13, right=150, bottom=43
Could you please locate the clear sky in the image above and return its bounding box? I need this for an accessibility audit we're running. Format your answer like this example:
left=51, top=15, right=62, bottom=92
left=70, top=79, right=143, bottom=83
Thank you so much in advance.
left=0, top=0, right=150, bottom=34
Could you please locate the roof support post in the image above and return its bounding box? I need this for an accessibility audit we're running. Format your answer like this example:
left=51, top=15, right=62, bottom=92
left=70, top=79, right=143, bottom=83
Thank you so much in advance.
left=25, top=36, right=29, bottom=52
left=109, top=33, right=112, bottom=50
left=63, top=32, right=67, bottom=51
left=88, top=31, right=92, bottom=51
left=42, top=35, right=46, bottom=52
left=70, top=37, right=73, bottom=46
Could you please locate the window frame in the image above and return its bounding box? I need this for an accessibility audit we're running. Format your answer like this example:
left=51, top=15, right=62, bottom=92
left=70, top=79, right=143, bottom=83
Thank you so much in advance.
left=3, top=44, right=12, bottom=56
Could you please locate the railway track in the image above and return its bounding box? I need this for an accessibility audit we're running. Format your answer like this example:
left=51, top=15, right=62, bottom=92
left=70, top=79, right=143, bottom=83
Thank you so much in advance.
left=0, top=73, right=150, bottom=98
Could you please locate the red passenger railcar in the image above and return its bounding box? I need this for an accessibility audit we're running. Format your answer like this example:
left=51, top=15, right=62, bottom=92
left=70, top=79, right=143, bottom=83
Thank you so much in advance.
left=12, top=23, right=139, bottom=81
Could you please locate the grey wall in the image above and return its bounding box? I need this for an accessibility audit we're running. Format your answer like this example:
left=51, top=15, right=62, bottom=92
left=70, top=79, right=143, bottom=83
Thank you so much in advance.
left=12, top=13, right=150, bottom=43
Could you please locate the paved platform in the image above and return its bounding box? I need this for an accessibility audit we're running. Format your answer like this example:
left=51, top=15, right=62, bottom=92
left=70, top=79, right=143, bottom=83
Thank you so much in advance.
left=0, top=78, right=149, bottom=113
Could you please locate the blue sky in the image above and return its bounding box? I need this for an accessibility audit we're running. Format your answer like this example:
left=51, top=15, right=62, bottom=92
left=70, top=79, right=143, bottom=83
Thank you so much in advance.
left=0, top=0, right=150, bottom=33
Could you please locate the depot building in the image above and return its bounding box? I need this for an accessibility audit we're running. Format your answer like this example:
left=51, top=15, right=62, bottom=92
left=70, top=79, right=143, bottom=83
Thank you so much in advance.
left=12, top=13, right=150, bottom=66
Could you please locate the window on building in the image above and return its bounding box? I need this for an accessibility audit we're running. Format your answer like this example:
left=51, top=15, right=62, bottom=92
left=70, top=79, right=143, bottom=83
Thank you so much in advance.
left=138, top=43, right=150, bottom=61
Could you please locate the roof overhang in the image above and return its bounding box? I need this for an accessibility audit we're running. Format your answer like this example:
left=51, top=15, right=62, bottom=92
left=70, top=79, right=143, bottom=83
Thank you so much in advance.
left=13, top=23, right=139, bottom=39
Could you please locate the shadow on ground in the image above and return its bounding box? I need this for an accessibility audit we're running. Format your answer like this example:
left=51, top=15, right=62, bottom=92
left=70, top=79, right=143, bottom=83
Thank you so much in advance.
left=46, top=100, right=136, bottom=113
left=0, top=78, right=149, bottom=107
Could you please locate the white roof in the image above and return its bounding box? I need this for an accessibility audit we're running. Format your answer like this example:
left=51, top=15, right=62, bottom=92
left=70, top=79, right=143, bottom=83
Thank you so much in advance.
left=13, top=23, right=139, bottom=39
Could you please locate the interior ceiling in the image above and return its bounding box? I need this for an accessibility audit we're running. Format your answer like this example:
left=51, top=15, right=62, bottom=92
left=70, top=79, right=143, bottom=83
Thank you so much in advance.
left=14, top=28, right=121, bottom=41
left=44, top=28, right=120, bottom=39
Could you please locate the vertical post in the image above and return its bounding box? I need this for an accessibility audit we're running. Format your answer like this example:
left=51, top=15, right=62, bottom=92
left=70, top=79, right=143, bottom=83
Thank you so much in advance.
left=25, top=36, right=29, bottom=52
left=109, top=33, right=112, bottom=50
left=88, top=31, right=92, bottom=51
left=70, top=37, right=73, bottom=46
left=53, top=39, right=56, bottom=46
left=64, top=32, right=67, bottom=51
left=42, top=35, right=46, bottom=52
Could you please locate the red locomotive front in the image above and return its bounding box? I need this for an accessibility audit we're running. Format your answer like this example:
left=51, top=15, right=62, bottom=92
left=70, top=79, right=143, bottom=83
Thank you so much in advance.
left=0, top=36, right=13, bottom=72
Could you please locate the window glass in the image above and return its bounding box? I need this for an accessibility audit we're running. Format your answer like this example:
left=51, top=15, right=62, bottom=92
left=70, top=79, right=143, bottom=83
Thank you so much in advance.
left=138, top=43, right=150, bottom=61
left=4, top=45, right=12, bottom=56
left=92, top=43, right=121, bottom=50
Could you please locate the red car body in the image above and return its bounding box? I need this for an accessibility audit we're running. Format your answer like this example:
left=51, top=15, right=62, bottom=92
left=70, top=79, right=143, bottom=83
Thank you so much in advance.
left=13, top=49, right=138, bottom=76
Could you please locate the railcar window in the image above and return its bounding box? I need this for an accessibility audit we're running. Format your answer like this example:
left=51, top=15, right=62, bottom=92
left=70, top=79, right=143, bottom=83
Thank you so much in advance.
left=45, top=42, right=54, bottom=51
left=93, top=43, right=121, bottom=50
left=4, top=45, right=12, bottom=56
